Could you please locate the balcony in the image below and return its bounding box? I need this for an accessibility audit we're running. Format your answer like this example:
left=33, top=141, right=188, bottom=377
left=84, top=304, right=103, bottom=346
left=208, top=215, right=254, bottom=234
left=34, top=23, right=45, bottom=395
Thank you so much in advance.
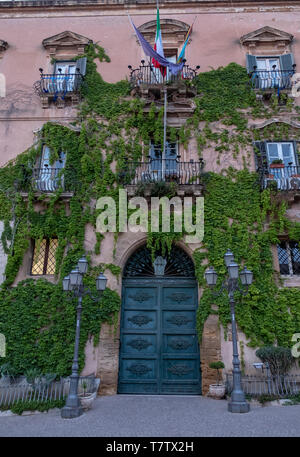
left=128, top=62, right=199, bottom=100
left=249, top=66, right=296, bottom=100
left=33, top=68, right=84, bottom=108
left=19, top=166, right=76, bottom=199
left=119, top=159, right=204, bottom=196
left=259, top=165, right=300, bottom=193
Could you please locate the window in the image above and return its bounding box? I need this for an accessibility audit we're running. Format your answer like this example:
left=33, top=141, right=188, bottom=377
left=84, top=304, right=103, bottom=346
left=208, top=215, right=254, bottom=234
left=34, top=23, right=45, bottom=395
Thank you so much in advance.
left=148, top=140, right=179, bottom=180
left=277, top=241, right=300, bottom=275
left=34, top=145, right=66, bottom=192
left=254, top=140, right=300, bottom=190
left=149, top=49, right=178, bottom=84
left=246, top=54, right=295, bottom=90
left=266, top=142, right=296, bottom=166
left=54, top=61, right=77, bottom=92
left=38, top=57, right=87, bottom=102
left=31, top=238, right=58, bottom=275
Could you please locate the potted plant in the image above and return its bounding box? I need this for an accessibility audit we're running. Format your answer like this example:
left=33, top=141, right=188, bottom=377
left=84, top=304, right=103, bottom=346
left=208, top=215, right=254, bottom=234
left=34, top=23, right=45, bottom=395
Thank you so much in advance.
left=270, top=159, right=285, bottom=169
left=0, top=362, right=19, bottom=384
left=208, top=361, right=226, bottom=399
left=79, top=378, right=100, bottom=411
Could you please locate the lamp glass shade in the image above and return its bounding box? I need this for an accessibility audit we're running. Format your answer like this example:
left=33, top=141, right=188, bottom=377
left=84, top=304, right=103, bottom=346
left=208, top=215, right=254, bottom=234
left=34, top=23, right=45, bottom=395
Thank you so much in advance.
left=224, top=250, right=234, bottom=267
left=228, top=262, right=239, bottom=279
left=205, top=267, right=217, bottom=286
left=240, top=267, right=253, bottom=285
left=69, top=268, right=82, bottom=286
left=63, top=275, right=70, bottom=291
left=78, top=256, right=88, bottom=274
left=96, top=272, right=107, bottom=291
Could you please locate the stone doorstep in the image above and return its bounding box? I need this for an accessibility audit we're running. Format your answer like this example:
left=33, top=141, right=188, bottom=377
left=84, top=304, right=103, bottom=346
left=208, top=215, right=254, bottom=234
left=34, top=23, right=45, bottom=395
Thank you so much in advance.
left=0, top=408, right=61, bottom=417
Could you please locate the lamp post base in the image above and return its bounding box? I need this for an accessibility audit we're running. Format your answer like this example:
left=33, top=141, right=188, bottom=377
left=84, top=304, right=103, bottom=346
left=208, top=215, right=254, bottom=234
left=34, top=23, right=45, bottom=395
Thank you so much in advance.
left=228, top=401, right=250, bottom=413
left=61, top=405, right=83, bottom=419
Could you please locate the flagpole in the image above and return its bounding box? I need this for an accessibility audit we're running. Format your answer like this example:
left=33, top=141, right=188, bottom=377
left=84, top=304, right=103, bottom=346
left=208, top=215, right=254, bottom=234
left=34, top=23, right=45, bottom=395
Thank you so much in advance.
left=162, top=85, right=167, bottom=181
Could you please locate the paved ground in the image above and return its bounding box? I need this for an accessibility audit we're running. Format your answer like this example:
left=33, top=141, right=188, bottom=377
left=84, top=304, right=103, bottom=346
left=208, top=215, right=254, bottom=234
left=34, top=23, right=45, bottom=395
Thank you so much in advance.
left=0, top=395, right=300, bottom=437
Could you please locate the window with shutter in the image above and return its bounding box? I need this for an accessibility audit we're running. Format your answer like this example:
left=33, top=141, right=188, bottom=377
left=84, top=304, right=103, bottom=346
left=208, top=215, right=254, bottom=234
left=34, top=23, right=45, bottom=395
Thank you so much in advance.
left=248, top=54, right=295, bottom=91
left=253, top=141, right=268, bottom=170
left=34, top=145, right=66, bottom=192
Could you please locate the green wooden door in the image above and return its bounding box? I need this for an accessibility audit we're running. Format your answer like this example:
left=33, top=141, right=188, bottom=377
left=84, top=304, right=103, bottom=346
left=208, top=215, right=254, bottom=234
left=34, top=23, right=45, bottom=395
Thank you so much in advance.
left=118, top=278, right=201, bottom=395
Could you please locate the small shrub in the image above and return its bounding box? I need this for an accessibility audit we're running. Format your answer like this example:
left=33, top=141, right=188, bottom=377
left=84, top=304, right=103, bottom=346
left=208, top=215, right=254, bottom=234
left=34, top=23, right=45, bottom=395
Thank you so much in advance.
left=257, top=394, right=280, bottom=404
left=25, top=368, right=42, bottom=386
left=209, top=361, right=225, bottom=384
left=256, top=346, right=295, bottom=376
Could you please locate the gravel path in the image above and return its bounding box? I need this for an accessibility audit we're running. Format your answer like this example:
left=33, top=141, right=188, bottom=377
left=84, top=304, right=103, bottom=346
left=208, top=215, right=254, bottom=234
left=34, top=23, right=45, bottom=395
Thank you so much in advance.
left=0, top=395, right=300, bottom=437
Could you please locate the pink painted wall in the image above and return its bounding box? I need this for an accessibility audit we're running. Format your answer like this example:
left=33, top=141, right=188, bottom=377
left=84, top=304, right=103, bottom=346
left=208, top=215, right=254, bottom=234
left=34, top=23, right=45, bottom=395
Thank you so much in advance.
left=0, top=7, right=300, bottom=164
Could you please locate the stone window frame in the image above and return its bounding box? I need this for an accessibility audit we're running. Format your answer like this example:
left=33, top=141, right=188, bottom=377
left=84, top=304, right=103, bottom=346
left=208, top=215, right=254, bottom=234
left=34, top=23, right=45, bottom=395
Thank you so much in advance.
left=240, top=26, right=294, bottom=56
left=137, top=19, right=191, bottom=56
left=41, top=30, right=92, bottom=74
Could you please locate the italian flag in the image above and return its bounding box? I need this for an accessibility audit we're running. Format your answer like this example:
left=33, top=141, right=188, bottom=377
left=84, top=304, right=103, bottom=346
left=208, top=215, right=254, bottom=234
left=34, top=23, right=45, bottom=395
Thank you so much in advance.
left=152, top=4, right=166, bottom=76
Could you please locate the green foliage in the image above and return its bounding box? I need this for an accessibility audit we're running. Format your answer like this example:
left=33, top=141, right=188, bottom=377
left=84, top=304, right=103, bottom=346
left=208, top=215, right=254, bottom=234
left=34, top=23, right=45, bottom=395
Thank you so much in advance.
left=0, top=48, right=299, bottom=376
left=194, top=170, right=300, bottom=347
left=0, top=279, right=120, bottom=376
left=256, top=346, right=295, bottom=376
left=209, top=361, right=225, bottom=370
left=0, top=399, right=66, bottom=415
left=193, top=63, right=256, bottom=125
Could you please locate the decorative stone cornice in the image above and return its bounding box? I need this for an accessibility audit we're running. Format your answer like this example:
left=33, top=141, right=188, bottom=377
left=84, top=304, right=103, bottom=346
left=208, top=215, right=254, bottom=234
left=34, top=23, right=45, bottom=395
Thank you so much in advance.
left=42, top=30, right=92, bottom=57
left=250, top=117, right=300, bottom=130
left=240, top=26, right=293, bottom=48
left=0, top=40, right=8, bottom=59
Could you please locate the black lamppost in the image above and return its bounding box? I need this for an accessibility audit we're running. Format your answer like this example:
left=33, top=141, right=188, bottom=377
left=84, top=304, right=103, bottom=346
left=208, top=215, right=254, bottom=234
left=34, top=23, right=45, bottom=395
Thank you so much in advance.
left=205, top=250, right=253, bottom=413
left=61, top=256, right=107, bottom=419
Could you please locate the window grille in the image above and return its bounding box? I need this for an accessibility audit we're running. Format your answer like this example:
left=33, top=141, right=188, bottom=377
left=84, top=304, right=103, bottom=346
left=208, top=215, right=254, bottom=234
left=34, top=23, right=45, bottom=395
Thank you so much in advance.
left=277, top=241, right=300, bottom=275
left=31, top=238, right=58, bottom=275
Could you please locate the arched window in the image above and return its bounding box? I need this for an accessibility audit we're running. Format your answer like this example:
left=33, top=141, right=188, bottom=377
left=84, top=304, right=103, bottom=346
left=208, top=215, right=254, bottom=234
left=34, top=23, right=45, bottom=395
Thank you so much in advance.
left=123, top=245, right=195, bottom=278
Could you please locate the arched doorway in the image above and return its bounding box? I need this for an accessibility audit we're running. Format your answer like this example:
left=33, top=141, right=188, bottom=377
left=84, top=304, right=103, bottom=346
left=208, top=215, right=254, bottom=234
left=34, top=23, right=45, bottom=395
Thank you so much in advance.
left=118, top=245, right=201, bottom=395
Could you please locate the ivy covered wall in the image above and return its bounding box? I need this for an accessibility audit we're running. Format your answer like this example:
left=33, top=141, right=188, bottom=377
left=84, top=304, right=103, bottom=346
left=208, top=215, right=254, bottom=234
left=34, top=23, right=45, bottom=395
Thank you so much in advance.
left=0, top=44, right=299, bottom=376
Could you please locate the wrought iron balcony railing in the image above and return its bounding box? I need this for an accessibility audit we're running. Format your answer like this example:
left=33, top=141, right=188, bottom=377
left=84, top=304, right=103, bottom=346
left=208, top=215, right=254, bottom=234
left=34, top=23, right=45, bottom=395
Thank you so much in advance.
left=20, top=167, right=76, bottom=193
left=119, top=159, right=204, bottom=186
left=33, top=68, right=84, bottom=100
left=259, top=165, right=300, bottom=191
left=128, top=62, right=200, bottom=87
left=249, top=67, right=296, bottom=91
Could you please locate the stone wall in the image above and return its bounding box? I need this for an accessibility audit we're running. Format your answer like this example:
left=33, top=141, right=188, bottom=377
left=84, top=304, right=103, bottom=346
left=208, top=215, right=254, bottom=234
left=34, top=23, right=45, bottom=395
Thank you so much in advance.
left=200, top=313, right=222, bottom=395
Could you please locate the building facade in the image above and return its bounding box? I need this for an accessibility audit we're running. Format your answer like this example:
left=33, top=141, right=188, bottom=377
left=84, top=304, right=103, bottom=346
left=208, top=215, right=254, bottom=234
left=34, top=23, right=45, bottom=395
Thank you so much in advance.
left=0, top=0, right=300, bottom=395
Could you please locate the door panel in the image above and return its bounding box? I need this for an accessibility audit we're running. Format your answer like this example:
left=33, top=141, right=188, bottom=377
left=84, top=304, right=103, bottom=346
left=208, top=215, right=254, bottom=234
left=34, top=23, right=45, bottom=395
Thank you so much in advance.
left=123, top=310, right=157, bottom=330
left=123, top=334, right=157, bottom=354
left=162, top=310, right=196, bottom=330
left=118, top=278, right=201, bottom=395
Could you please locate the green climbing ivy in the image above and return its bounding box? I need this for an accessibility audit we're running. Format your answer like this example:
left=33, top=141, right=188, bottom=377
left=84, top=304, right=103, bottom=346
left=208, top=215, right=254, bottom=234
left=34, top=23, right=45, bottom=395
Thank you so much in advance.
left=0, top=43, right=300, bottom=376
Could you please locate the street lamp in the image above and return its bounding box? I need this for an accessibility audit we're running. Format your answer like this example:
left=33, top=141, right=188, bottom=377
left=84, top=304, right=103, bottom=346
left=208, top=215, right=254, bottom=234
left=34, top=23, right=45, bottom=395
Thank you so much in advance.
left=61, top=260, right=107, bottom=419
left=205, top=252, right=253, bottom=413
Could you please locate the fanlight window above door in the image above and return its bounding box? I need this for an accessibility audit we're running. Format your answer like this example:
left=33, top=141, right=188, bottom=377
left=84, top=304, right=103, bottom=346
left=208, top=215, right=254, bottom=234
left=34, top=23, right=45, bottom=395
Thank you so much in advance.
left=123, top=245, right=195, bottom=278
